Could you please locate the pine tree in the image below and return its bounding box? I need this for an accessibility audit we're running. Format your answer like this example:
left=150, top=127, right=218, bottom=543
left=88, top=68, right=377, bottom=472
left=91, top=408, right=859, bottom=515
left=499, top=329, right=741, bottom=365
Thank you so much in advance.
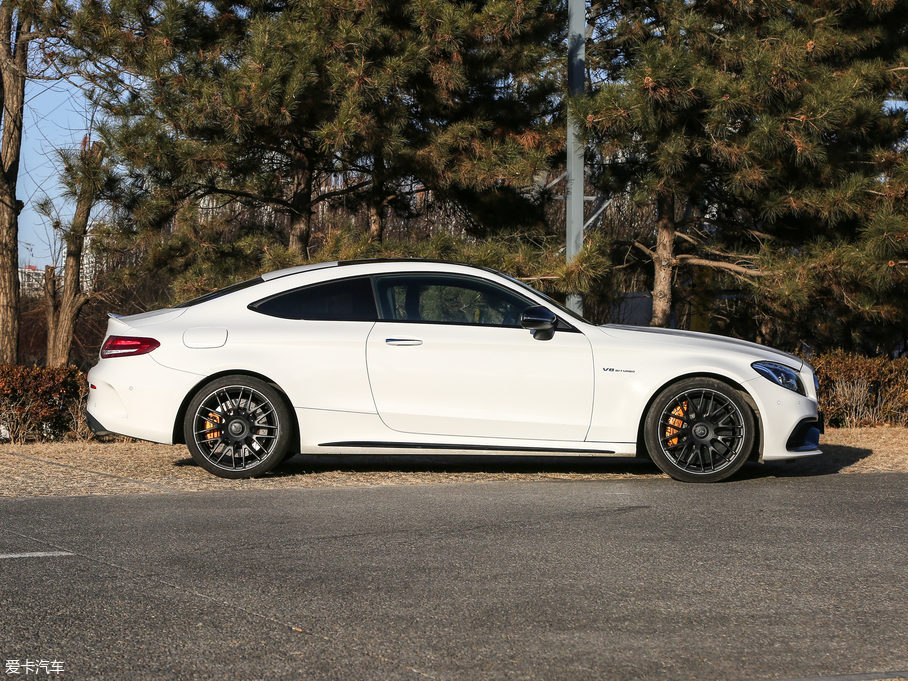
left=66, top=0, right=561, bottom=260
left=316, top=1, right=561, bottom=241
left=68, top=0, right=339, bottom=255
left=575, top=0, right=908, bottom=336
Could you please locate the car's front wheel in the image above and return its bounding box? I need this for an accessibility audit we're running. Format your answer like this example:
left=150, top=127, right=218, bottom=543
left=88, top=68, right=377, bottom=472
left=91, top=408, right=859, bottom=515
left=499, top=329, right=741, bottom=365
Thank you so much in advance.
left=643, top=377, right=755, bottom=483
left=184, top=375, right=292, bottom=479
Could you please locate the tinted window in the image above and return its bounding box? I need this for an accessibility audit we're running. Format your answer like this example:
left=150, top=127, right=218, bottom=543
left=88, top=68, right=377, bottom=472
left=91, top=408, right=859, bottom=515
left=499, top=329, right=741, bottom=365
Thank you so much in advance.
left=374, top=274, right=531, bottom=327
left=250, top=277, right=377, bottom=321
left=503, top=273, right=589, bottom=326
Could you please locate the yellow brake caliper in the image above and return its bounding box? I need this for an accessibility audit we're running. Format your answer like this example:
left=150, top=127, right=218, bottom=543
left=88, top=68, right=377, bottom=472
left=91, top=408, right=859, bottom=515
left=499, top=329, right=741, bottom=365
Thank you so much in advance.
left=205, top=412, right=222, bottom=440
left=666, top=402, right=687, bottom=447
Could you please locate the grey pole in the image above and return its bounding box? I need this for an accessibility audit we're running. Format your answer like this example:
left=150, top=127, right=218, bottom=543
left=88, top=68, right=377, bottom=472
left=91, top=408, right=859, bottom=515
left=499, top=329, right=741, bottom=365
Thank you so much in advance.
left=566, top=0, right=585, bottom=315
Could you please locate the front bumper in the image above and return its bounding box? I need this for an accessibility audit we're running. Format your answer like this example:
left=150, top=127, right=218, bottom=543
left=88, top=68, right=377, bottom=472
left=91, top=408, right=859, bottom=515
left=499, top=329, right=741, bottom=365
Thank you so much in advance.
left=746, top=376, right=823, bottom=461
left=786, top=413, right=824, bottom=453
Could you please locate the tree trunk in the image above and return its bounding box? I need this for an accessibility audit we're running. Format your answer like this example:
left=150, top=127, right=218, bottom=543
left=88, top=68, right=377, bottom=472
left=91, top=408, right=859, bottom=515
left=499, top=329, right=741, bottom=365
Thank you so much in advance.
left=43, top=140, right=100, bottom=367
left=44, top=266, right=89, bottom=367
left=288, top=210, right=312, bottom=256
left=0, top=3, right=31, bottom=364
left=368, top=202, right=384, bottom=242
left=0, top=199, right=18, bottom=364
left=650, top=194, right=675, bottom=328
left=287, top=161, right=313, bottom=257
left=368, top=151, right=386, bottom=242
left=44, top=266, right=64, bottom=365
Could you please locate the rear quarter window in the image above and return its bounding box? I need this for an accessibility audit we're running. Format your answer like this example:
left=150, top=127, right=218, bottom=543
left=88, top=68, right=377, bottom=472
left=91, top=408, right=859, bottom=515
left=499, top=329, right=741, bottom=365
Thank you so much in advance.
left=249, top=277, right=378, bottom=321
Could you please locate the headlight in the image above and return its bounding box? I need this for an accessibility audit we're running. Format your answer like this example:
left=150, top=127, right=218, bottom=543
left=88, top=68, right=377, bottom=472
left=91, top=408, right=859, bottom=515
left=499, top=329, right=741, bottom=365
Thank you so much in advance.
left=752, top=361, right=805, bottom=395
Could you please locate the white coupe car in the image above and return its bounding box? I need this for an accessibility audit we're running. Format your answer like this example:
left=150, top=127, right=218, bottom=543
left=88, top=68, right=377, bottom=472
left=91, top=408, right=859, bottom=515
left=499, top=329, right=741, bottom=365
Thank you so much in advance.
left=87, top=259, right=823, bottom=482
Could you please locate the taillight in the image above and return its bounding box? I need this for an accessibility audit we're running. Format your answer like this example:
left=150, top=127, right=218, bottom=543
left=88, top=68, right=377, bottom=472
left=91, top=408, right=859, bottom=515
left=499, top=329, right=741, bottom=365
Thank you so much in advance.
left=100, top=336, right=161, bottom=359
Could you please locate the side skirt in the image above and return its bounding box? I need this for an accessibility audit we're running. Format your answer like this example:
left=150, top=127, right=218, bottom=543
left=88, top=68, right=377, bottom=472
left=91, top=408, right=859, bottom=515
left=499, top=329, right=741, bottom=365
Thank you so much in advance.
left=318, top=441, right=617, bottom=455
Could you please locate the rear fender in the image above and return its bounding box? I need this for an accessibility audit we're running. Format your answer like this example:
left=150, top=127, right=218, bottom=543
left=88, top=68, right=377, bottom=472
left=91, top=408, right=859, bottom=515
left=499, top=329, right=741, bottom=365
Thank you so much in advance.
left=171, top=370, right=300, bottom=450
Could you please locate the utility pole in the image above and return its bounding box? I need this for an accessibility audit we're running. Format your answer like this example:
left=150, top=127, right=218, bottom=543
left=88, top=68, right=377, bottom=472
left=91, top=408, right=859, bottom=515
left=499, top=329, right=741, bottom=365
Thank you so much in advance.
left=565, top=0, right=585, bottom=314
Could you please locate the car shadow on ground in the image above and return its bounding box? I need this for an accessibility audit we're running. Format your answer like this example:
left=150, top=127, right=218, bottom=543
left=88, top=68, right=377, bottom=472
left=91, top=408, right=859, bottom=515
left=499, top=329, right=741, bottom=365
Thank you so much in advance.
left=737, top=443, right=874, bottom=480
left=274, top=453, right=665, bottom=477
left=172, top=444, right=874, bottom=481
left=273, top=442, right=874, bottom=481
left=172, top=452, right=664, bottom=477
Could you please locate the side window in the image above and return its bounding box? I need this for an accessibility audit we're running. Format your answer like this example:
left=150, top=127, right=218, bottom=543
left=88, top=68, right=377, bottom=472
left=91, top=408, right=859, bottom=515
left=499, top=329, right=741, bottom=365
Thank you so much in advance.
left=249, top=277, right=377, bottom=321
left=374, top=275, right=531, bottom=327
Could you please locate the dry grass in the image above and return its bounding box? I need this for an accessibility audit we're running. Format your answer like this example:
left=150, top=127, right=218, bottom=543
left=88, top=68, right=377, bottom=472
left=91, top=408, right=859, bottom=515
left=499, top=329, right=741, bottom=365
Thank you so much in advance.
left=809, top=427, right=908, bottom=473
left=1, top=426, right=905, bottom=499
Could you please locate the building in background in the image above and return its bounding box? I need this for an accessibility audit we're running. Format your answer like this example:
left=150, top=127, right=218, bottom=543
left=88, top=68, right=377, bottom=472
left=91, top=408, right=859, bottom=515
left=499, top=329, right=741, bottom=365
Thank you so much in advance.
left=18, top=265, right=43, bottom=297
left=19, top=229, right=102, bottom=298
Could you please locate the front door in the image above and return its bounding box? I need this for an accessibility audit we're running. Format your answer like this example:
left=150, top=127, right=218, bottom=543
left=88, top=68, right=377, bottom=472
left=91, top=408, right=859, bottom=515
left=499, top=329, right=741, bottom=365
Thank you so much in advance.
left=365, top=274, right=595, bottom=441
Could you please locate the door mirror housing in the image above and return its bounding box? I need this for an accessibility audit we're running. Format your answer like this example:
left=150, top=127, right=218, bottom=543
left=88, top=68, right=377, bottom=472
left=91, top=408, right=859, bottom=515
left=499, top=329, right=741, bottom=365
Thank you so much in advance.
left=520, top=306, right=558, bottom=341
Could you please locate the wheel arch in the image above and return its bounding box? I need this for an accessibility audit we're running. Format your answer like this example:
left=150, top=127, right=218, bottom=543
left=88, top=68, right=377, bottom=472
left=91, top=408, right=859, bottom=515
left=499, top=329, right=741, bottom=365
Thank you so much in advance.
left=635, top=371, right=764, bottom=461
left=171, top=370, right=300, bottom=449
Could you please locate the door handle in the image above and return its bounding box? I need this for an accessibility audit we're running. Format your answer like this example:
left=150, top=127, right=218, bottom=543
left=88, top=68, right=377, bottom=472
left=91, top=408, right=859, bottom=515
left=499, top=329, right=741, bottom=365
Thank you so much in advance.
left=385, top=338, right=423, bottom=346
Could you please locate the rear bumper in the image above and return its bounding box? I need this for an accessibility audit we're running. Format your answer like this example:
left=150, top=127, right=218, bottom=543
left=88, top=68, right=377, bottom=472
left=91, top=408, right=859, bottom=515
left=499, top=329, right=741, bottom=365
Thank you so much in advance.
left=85, top=412, right=111, bottom=437
left=87, top=356, right=204, bottom=444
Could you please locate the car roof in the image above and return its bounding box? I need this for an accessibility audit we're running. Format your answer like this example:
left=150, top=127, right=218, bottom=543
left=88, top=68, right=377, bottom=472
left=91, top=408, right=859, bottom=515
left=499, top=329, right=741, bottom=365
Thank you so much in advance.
left=260, top=261, right=339, bottom=281
left=263, top=258, right=503, bottom=282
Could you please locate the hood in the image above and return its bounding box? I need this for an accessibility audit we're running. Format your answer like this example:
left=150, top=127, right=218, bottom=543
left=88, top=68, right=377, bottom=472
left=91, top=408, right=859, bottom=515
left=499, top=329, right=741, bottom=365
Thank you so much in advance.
left=600, top=324, right=803, bottom=370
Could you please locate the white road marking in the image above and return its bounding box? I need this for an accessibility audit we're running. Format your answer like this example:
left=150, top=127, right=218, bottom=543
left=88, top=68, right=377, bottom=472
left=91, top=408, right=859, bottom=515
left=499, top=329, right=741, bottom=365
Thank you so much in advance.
left=0, top=551, right=74, bottom=559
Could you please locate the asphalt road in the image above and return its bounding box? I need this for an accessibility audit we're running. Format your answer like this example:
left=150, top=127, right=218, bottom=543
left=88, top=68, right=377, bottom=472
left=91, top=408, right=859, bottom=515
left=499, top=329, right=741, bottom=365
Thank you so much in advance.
left=2, top=474, right=907, bottom=680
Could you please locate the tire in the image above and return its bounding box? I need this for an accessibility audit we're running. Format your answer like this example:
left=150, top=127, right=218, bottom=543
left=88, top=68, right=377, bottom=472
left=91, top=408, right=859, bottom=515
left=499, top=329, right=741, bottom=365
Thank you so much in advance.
left=184, top=375, right=293, bottom=479
left=643, top=377, right=755, bottom=483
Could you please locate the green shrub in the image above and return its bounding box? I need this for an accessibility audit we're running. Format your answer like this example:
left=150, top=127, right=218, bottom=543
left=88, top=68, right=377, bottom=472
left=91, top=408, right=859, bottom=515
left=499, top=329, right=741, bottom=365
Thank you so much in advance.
left=0, top=365, right=85, bottom=443
left=810, top=351, right=908, bottom=428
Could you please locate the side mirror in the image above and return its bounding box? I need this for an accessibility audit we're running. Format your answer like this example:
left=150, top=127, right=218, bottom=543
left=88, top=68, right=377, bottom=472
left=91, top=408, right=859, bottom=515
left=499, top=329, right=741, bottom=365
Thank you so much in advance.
left=520, top=306, right=558, bottom=341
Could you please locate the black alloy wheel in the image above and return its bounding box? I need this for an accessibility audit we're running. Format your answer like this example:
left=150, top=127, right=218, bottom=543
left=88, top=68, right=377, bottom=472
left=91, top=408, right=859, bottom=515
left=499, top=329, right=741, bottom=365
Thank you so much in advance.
left=643, top=377, right=756, bottom=483
left=184, top=375, right=292, bottom=479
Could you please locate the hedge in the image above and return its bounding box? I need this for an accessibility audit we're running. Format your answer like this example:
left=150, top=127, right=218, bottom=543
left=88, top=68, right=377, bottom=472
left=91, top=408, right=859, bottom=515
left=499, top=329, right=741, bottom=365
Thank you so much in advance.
left=809, top=351, right=908, bottom=428
left=0, top=365, right=87, bottom=443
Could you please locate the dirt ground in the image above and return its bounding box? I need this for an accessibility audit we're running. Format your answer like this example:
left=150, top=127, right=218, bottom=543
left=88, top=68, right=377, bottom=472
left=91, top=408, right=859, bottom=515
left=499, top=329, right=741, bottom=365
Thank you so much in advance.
left=1, top=427, right=905, bottom=499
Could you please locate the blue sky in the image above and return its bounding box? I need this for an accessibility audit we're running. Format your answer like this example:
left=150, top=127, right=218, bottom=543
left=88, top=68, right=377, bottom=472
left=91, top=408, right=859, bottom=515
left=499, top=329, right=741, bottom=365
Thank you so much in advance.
left=18, top=78, right=92, bottom=268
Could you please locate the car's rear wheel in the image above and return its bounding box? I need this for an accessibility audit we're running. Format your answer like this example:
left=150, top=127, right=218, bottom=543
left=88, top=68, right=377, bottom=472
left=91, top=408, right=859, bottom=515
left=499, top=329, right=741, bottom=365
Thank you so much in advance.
left=643, top=377, right=755, bottom=483
left=184, top=375, right=292, bottom=479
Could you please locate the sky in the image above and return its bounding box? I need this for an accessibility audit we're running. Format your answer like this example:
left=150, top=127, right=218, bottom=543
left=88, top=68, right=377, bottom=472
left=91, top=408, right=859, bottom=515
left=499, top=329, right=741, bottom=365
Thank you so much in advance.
left=18, top=78, right=92, bottom=269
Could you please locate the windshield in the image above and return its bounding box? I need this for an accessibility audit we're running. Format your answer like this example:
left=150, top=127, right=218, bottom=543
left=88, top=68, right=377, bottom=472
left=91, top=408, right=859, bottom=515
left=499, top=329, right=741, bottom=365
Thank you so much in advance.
left=501, top=274, right=591, bottom=325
